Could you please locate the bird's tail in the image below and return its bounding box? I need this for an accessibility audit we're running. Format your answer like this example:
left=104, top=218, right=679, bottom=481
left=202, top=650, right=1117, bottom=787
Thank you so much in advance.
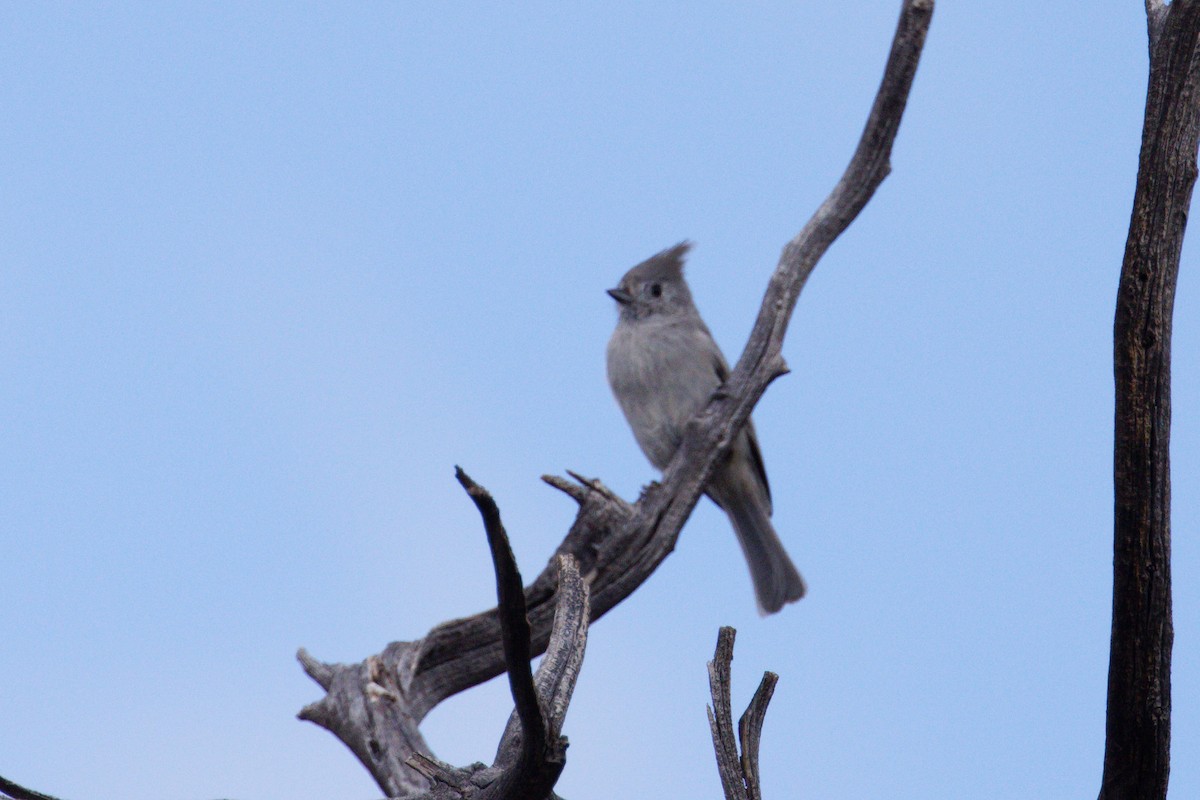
left=705, top=440, right=806, bottom=614
left=725, top=494, right=807, bottom=615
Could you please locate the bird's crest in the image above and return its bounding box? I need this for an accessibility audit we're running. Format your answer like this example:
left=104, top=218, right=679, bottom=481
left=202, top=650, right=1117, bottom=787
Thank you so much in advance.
left=624, top=240, right=691, bottom=285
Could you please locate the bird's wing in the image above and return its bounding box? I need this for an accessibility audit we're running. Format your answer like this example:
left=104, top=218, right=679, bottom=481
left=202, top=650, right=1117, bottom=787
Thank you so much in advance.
left=710, top=346, right=773, bottom=512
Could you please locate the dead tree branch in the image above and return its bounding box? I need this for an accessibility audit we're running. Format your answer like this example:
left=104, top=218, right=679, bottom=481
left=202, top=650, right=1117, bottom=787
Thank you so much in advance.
left=310, top=469, right=588, bottom=800
left=0, top=777, right=63, bottom=800
left=1100, top=3, right=1200, bottom=799
left=298, top=2, right=932, bottom=793
left=460, top=467, right=553, bottom=784
left=706, top=627, right=779, bottom=800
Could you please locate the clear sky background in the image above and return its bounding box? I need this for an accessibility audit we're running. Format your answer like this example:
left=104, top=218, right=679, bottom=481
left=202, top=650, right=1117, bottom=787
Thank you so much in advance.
left=2, top=3, right=1197, bottom=799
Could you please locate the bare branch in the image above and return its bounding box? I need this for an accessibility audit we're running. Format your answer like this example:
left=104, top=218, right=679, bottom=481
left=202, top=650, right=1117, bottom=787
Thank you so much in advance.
left=0, top=776, right=63, bottom=800
left=480, top=555, right=587, bottom=800
left=738, top=672, right=779, bottom=800
left=298, top=471, right=589, bottom=800
left=540, top=474, right=590, bottom=504
left=455, top=467, right=547, bottom=765
left=708, top=628, right=747, bottom=800
left=518, top=555, right=589, bottom=745
left=299, top=3, right=933, bottom=793
left=706, top=627, right=778, bottom=800
left=1101, top=2, right=1200, bottom=799
left=446, top=468, right=569, bottom=800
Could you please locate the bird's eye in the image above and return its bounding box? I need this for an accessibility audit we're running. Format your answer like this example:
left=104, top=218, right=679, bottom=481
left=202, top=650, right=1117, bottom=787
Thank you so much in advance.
left=650, top=283, right=663, bottom=298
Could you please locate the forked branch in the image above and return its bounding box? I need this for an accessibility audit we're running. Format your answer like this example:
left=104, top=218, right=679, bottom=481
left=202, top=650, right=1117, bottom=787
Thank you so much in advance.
left=706, top=627, right=779, bottom=800
left=323, top=469, right=589, bottom=800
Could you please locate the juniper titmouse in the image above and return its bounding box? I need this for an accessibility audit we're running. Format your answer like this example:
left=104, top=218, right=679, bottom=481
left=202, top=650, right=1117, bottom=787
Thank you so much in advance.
left=606, top=242, right=806, bottom=614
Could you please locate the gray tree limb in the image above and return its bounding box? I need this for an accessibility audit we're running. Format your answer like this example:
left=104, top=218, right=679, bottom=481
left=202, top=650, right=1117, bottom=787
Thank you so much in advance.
left=297, top=481, right=589, bottom=799
left=706, top=627, right=778, bottom=800
left=350, top=469, right=588, bottom=800
left=1100, top=2, right=1200, bottom=799
left=297, top=2, right=933, bottom=794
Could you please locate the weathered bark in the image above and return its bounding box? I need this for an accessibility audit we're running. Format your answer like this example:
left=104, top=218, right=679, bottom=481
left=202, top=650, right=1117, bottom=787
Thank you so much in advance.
left=297, top=476, right=626, bottom=797
left=297, top=2, right=933, bottom=794
left=369, top=470, right=588, bottom=800
left=706, top=627, right=778, bottom=800
left=1100, top=2, right=1200, bottom=799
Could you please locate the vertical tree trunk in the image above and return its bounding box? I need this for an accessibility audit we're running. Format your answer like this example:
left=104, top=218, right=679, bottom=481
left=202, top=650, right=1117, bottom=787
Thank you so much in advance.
left=1101, top=4, right=1200, bottom=799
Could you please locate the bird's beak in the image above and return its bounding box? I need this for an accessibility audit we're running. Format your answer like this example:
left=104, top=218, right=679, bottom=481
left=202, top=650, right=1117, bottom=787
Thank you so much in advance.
left=607, top=287, right=633, bottom=305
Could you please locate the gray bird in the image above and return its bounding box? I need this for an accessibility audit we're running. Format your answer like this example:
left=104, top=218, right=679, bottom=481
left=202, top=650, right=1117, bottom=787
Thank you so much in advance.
left=606, top=242, right=806, bottom=614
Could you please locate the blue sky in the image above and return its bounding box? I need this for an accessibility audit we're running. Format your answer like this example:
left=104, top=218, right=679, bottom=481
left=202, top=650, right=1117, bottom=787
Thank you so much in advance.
left=2, top=3, right=1197, bottom=799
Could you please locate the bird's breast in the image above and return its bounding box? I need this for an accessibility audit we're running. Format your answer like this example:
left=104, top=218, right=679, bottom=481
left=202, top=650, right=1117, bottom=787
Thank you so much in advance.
left=606, top=319, right=721, bottom=469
